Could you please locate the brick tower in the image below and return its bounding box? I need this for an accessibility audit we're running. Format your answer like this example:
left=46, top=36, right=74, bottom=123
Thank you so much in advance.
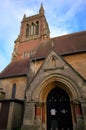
left=12, top=4, right=50, bottom=61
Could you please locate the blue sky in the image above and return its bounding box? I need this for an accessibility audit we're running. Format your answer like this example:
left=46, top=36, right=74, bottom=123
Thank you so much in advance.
left=0, top=0, right=86, bottom=72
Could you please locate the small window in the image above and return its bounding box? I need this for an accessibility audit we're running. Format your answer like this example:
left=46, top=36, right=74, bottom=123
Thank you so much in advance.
left=11, top=83, right=16, bottom=99
left=36, top=21, right=39, bottom=35
left=31, top=22, right=34, bottom=35
left=26, top=24, right=30, bottom=37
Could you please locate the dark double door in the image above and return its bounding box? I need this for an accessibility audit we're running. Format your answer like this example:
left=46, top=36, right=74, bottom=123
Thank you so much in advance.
left=47, top=87, right=73, bottom=130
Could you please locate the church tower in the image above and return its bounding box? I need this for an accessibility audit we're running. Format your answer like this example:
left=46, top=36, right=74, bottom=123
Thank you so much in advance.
left=12, top=4, right=50, bottom=61
left=0, top=3, right=86, bottom=130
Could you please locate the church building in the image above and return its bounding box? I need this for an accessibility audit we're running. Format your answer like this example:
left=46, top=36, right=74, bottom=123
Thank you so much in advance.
left=0, top=4, right=86, bottom=130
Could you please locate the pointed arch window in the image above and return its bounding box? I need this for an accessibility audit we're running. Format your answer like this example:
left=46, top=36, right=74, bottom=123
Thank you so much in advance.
left=31, top=22, right=34, bottom=35
left=26, top=24, right=30, bottom=37
left=36, top=21, right=39, bottom=35
left=11, top=83, right=16, bottom=99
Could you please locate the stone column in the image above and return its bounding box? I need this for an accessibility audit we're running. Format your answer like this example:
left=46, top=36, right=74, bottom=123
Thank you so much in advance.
left=41, top=103, right=45, bottom=123
left=74, top=101, right=84, bottom=130
left=71, top=102, right=77, bottom=130
left=81, top=100, right=86, bottom=130
left=40, top=102, right=46, bottom=130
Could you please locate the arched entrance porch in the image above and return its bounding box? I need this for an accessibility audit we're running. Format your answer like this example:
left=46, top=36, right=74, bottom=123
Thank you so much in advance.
left=32, top=75, right=83, bottom=130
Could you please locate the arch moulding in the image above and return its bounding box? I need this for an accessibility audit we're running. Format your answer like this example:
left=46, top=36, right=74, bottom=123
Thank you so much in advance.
left=32, top=74, right=81, bottom=102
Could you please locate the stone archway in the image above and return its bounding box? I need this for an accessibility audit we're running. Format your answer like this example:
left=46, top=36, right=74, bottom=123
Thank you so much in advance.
left=32, top=74, right=81, bottom=101
left=31, top=75, right=82, bottom=130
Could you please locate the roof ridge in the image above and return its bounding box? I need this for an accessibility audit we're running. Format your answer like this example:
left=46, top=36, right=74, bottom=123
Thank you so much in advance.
left=51, top=30, right=86, bottom=39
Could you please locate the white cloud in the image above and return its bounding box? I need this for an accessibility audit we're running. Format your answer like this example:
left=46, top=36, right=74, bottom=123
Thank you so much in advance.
left=0, top=0, right=86, bottom=72
left=50, top=26, right=70, bottom=38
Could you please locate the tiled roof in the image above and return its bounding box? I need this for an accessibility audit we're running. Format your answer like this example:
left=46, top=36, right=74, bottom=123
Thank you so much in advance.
left=0, top=58, right=30, bottom=79
left=0, top=30, right=86, bottom=79
left=33, top=31, right=86, bottom=59
left=53, top=30, right=86, bottom=54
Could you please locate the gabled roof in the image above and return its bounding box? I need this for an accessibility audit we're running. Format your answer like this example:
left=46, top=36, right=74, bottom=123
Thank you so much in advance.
left=0, top=58, right=30, bottom=79
left=0, top=30, right=86, bottom=79
left=52, top=30, right=86, bottom=55
left=33, top=30, right=86, bottom=60
left=26, top=49, right=84, bottom=100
